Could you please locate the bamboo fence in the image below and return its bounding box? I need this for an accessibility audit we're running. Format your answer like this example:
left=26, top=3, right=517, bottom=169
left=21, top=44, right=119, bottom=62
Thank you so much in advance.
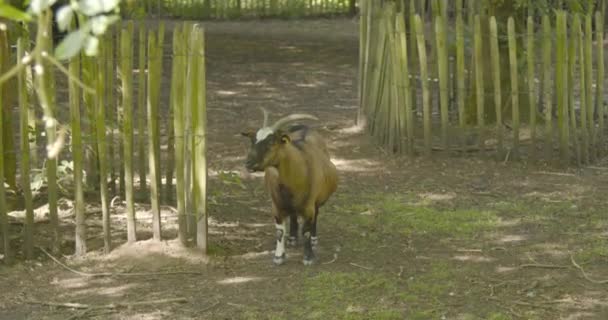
left=360, top=1, right=607, bottom=165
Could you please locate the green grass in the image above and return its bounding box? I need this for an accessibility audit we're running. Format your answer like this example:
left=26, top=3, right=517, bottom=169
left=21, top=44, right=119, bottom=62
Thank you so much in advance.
left=298, top=271, right=406, bottom=319
left=331, top=192, right=499, bottom=240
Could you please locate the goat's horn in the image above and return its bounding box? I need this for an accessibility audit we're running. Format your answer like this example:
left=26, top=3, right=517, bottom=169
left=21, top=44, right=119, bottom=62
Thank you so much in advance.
left=259, top=107, right=269, bottom=127
left=270, top=114, right=319, bottom=131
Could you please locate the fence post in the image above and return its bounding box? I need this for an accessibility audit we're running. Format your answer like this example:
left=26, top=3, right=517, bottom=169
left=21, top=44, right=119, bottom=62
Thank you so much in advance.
left=556, top=11, right=570, bottom=164
left=527, top=16, right=537, bottom=160
left=584, top=14, right=595, bottom=162
left=436, top=15, right=449, bottom=151
left=596, top=11, right=605, bottom=158
left=542, top=15, right=554, bottom=161
left=415, top=14, right=431, bottom=156
left=574, top=14, right=590, bottom=163
left=474, top=15, right=485, bottom=152
left=456, top=1, right=465, bottom=147
left=172, top=24, right=188, bottom=245
left=569, top=12, right=582, bottom=166
left=489, top=16, right=503, bottom=157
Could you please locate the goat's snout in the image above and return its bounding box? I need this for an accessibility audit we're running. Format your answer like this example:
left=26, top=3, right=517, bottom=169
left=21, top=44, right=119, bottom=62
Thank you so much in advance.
left=245, top=156, right=261, bottom=172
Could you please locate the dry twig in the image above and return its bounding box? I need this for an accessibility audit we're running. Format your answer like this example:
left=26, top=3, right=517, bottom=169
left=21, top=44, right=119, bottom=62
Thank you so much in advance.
left=570, top=254, right=608, bottom=284
left=518, top=263, right=568, bottom=269
left=28, top=298, right=187, bottom=310
left=349, top=262, right=373, bottom=270
left=322, top=253, right=338, bottom=265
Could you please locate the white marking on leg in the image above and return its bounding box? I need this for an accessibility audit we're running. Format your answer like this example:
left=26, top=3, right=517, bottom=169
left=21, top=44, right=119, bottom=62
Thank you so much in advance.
left=275, top=222, right=286, bottom=258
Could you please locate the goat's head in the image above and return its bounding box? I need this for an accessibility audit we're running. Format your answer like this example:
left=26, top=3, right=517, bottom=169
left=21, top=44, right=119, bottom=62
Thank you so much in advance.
left=241, top=108, right=318, bottom=172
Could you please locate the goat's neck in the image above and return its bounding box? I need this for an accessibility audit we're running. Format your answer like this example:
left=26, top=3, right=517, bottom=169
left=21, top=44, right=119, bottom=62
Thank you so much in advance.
left=276, top=145, right=308, bottom=188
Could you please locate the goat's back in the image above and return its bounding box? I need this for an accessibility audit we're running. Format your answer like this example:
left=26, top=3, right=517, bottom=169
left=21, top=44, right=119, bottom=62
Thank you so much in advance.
left=287, top=125, right=337, bottom=208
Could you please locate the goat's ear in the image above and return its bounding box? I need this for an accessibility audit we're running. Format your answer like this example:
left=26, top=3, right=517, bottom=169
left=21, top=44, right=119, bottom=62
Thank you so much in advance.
left=241, top=131, right=255, bottom=139
left=280, top=134, right=291, bottom=144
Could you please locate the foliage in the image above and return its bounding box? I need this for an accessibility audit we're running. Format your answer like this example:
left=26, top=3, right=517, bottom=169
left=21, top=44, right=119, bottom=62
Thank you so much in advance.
left=30, top=159, right=76, bottom=193
left=0, top=0, right=122, bottom=60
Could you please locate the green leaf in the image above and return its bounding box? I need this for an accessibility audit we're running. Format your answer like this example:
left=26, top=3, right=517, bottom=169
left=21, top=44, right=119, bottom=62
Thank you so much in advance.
left=54, top=28, right=88, bottom=60
left=90, top=14, right=120, bottom=35
left=55, top=5, right=73, bottom=31
left=79, top=0, right=120, bottom=16
left=0, top=3, right=32, bottom=21
left=83, top=35, right=99, bottom=56
left=30, top=0, right=57, bottom=15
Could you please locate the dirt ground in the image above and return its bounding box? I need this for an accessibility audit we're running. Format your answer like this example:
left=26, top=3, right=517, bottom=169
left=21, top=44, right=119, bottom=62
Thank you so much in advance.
left=2, top=18, right=608, bottom=320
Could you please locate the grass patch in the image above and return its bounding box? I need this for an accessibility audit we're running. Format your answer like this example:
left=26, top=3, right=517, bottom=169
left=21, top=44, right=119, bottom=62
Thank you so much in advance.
left=332, top=192, right=498, bottom=239
left=297, top=271, right=405, bottom=319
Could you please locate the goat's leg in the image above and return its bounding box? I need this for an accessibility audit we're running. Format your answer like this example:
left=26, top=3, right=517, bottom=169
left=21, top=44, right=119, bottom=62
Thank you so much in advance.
left=311, top=206, right=319, bottom=248
left=273, top=215, right=287, bottom=265
left=288, top=213, right=298, bottom=247
left=302, top=215, right=315, bottom=266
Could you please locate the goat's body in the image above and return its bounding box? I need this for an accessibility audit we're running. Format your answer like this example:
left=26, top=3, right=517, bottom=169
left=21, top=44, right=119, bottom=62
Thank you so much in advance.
left=263, top=125, right=337, bottom=264
left=265, top=126, right=336, bottom=217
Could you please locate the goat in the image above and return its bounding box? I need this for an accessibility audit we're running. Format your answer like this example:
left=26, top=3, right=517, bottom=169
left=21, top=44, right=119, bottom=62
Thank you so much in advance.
left=241, top=108, right=338, bottom=265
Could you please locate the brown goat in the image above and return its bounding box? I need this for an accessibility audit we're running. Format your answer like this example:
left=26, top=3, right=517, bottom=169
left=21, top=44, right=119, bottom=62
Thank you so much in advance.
left=241, top=109, right=338, bottom=265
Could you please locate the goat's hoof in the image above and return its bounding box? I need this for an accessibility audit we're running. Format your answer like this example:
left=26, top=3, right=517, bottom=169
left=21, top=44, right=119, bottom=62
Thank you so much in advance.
left=287, top=237, right=297, bottom=247
left=273, top=254, right=286, bottom=265
left=311, top=236, right=318, bottom=248
left=302, top=256, right=315, bottom=266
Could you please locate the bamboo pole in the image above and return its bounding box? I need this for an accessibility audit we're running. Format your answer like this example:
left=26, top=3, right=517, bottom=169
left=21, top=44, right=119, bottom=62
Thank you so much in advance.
left=106, top=30, right=117, bottom=196
left=569, top=13, right=582, bottom=166
left=195, top=26, right=208, bottom=252
left=155, top=24, right=165, bottom=202
left=357, top=0, right=369, bottom=127
left=507, top=17, right=520, bottom=159
left=396, top=11, right=414, bottom=155
left=35, top=10, right=60, bottom=252
left=385, top=5, right=398, bottom=152
left=147, top=31, right=162, bottom=241
left=184, top=23, right=198, bottom=238
left=575, top=14, right=590, bottom=163
left=435, top=15, right=449, bottom=150
left=584, top=14, right=595, bottom=161
left=409, top=0, right=419, bottom=117
left=0, top=43, right=8, bottom=264
left=0, top=26, right=17, bottom=192
left=69, top=36, right=86, bottom=256
left=138, top=22, right=147, bottom=193
left=527, top=16, right=537, bottom=160
left=415, top=14, right=431, bottom=156
left=97, top=37, right=111, bottom=254
left=15, top=38, right=35, bottom=259
left=17, top=26, right=38, bottom=168
left=172, top=24, right=188, bottom=245
left=121, top=23, right=137, bottom=244
left=456, top=0, right=465, bottom=145
left=596, top=11, right=605, bottom=158
left=556, top=11, right=569, bottom=164
left=474, top=15, right=485, bottom=152
left=489, top=16, right=503, bottom=157
left=542, top=15, right=554, bottom=160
